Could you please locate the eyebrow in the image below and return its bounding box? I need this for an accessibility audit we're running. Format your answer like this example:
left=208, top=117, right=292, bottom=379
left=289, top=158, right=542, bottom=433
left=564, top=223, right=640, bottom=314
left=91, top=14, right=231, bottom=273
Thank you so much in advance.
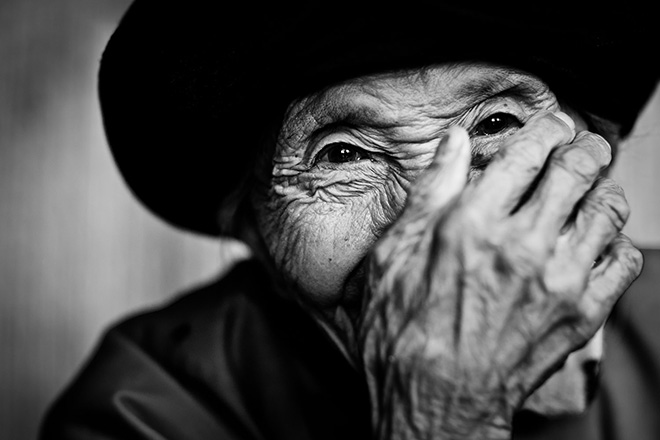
left=455, top=76, right=508, bottom=102
left=303, top=105, right=404, bottom=147
left=304, top=69, right=547, bottom=143
left=452, top=69, right=540, bottom=103
left=318, top=110, right=400, bottom=132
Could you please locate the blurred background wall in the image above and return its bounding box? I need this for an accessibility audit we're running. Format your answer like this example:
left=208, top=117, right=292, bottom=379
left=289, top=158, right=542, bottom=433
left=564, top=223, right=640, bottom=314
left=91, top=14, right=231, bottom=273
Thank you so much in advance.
left=0, top=1, right=244, bottom=438
left=0, top=1, right=657, bottom=439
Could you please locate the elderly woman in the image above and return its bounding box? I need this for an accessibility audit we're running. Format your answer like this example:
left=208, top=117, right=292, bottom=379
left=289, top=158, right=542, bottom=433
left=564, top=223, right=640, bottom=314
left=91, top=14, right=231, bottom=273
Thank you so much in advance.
left=41, top=1, right=659, bottom=439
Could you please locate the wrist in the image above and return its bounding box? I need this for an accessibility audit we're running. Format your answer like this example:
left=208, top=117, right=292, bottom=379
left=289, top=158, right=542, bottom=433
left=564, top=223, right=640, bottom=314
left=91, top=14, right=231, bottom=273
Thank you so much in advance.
left=367, top=355, right=514, bottom=440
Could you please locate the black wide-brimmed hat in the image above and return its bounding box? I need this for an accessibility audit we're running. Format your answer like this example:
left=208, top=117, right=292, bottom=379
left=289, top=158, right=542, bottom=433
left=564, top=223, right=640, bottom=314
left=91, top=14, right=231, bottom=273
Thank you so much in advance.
left=99, top=0, right=659, bottom=236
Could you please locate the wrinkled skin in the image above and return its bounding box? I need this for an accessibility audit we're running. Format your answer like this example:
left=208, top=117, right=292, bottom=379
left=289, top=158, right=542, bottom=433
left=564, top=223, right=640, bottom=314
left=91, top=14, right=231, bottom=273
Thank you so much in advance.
left=252, top=63, right=642, bottom=438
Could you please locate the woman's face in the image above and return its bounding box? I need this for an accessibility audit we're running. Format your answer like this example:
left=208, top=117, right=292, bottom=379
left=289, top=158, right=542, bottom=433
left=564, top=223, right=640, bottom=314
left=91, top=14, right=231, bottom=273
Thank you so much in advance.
left=253, top=62, right=602, bottom=416
left=255, top=63, right=593, bottom=308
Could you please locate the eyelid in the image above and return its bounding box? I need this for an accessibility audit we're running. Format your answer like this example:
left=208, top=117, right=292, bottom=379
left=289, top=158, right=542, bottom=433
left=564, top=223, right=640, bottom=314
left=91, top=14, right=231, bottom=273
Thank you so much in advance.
left=472, top=112, right=523, bottom=136
left=313, top=141, right=372, bottom=166
left=462, top=98, right=530, bottom=169
left=460, top=98, right=528, bottom=137
left=307, top=130, right=380, bottom=166
left=467, top=98, right=527, bottom=124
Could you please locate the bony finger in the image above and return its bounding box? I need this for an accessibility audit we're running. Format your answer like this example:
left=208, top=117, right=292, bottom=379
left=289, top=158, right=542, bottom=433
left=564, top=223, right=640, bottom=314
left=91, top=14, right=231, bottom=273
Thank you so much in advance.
left=591, top=233, right=643, bottom=279
left=569, top=131, right=613, bottom=172
left=553, top=111, right=577, bottom=134
left=567, top=178, right=630, bottom=265
left=473, top=111, right=577, bottom=215
left=513, top=134, right=615, bottom=237
left=409, top=126, right=471, bottom=212
left=497, top=110, right=577, bottom=166
left=580, top=233, right=643, bottom=323
left=428, top=125, right=471, bottom=177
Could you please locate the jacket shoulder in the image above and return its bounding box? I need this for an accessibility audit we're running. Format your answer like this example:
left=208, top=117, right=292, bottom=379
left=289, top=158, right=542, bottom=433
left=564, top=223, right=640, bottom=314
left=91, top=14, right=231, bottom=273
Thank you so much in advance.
left=39, top=259, right=271, bottom=440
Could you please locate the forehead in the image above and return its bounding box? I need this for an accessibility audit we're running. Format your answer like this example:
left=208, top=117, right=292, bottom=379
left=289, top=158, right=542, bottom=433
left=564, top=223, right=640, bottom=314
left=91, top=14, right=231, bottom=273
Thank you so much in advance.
left=283, top=63, right=551, bottom=129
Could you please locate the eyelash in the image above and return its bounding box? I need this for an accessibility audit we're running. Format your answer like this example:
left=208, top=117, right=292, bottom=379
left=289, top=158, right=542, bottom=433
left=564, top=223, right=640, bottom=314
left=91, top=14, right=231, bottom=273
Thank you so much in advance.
left=315, top=142, right=372, bottom=165
left=470, top=112, right=523, bottom=137
left=313, top=110, right=525, bottom=165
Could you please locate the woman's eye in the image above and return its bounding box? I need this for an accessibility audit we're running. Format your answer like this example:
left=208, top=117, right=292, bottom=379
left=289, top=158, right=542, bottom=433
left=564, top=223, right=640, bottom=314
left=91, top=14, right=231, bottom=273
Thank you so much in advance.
left=317, top=142, right=370, bottom=164
left=472, top=112, right=522, bottom=136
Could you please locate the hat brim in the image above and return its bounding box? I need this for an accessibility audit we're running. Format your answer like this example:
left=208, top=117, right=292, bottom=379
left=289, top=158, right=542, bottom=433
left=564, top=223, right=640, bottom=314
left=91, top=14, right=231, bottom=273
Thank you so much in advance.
left=99, top=0, right=659, bottom=236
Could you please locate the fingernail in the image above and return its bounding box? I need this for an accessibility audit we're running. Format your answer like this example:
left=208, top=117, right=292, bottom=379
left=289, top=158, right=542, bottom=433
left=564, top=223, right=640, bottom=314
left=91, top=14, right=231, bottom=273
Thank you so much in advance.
left=593, top=132, right=612, bottom=155
left=575, top=131, right=612, bottom=155
left=553, top=111, right=576, bottom=133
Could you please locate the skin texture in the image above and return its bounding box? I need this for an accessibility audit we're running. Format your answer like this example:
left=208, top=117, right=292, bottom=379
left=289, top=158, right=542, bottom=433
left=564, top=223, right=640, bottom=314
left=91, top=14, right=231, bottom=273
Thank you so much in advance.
left=252, top=63, right=642, bottom=439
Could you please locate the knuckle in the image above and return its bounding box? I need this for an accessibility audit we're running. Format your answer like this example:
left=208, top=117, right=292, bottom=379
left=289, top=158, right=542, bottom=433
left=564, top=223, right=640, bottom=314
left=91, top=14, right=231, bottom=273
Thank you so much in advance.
left=504, top=235, right=548, bottom=270
left=502, top=112, right=574, bottom=167
left=449, top=194, right=487, bottom=228
left=551, top=145, right=601, bottom=183
left=543, top=266, right=586, bottom=300
left=594, top=177, right=625, bottom=195
left=529, top=110, right=573, bottom=140
left=608, top=197, right=631, bottom=229
left=436, top=207, right=481, bottom=249
left=586, top=185, right=631, bottom=230
left=556, top=293, right=582, bottom=318
left=546, top=286, right=584, bottom=323
left=499, top=133, right=546, bottom=171
left=567, top=316, right=598, bottom=343
left=457, top=202, right=487, bottom=229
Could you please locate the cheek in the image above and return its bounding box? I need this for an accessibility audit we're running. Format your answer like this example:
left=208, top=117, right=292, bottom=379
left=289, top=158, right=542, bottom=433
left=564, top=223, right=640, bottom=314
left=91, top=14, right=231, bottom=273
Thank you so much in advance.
left=278, top=204, right=375, bottom=305
left=257, top=169, right=406, bottom=307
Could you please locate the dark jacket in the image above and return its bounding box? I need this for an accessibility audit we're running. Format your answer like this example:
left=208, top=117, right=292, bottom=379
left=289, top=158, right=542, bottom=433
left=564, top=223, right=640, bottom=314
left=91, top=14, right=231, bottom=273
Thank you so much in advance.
left=41, top=251, right=660, bottom=439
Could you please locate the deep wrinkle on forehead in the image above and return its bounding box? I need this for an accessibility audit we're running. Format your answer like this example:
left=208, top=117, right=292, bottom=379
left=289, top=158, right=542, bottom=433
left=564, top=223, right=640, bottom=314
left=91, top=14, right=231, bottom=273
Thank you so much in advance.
left=288, top=64, right=552, bottom=137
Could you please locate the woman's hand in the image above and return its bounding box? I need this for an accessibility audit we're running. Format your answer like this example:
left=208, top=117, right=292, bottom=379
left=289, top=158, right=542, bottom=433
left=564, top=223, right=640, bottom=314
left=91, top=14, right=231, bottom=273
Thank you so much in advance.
left=359, top=112, right=643, bottom=439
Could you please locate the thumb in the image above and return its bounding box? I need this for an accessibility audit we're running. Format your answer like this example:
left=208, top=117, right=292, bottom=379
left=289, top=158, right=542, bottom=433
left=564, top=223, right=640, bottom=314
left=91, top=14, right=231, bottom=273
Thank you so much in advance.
left=408, top=126, right=472, bottom=213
